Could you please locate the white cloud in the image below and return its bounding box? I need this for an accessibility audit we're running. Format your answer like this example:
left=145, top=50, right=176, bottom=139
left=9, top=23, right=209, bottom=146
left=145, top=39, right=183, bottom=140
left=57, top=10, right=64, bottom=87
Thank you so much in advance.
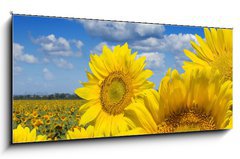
left=43, top=68, right=54, bottom=80
left=174, top=53, right=191, bottom=68
left=73, top=40, right=84, bottom=49
left=72, top=40, right=84, bottom=56
left=90, top=42, right=114, bottom=55
left=33, top=34, right=72, bottom=56
left=79, top=20, right=165, bottom=41
left=137, top=52, right=165, bottom=71
left=14, top=66, right=23, bottom=75
left=131, top=33, right=196, bottom=53
left=135, top=23, right=165, bottom=37
left=33, top=34, right=84, bottom=57
left=53, top=58, right=74, bottom=69
left=13, top=43, right=38, bottom=63
left=131, top=33, right=196, bottom=69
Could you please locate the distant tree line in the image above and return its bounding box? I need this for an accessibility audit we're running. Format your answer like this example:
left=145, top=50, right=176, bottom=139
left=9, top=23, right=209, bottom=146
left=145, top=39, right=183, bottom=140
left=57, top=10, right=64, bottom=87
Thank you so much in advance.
left=13, top=93, right=82, bottom=100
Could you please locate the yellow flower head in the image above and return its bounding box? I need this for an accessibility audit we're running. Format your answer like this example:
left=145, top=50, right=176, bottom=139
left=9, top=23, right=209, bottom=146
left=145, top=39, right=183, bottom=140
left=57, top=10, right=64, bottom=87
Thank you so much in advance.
left=24, top=112, right=29, bottom=116
left=34, top=119, right=44, bottom=127
left=126, top=68, right=232, bottom=134
left=70, top=107, right=75, bottom=113
left=48, top=112, right=54, bottom=117
left=60, top=116, right=67, bottom=121
left=32, top=111, right=38, bottom=118
left=43, top=115, right=50, bottom=120
left=13, top=125, right=47, bottom=143
left=183, top=28, right=232, bottom=81
left=21, top=117, right=27, bottom=123
left=45, top=119, right=51, bottom=125
left=75, top=43, right=154, bottom=136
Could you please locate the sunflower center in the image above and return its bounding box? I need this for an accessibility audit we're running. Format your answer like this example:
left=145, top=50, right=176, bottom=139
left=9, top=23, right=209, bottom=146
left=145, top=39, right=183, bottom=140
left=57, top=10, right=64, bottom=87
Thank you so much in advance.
left=100, top=72, right=133, bottom=115
left=158, top=108, right=216, bottom=133
left=108, top=79, right=126, bottom=104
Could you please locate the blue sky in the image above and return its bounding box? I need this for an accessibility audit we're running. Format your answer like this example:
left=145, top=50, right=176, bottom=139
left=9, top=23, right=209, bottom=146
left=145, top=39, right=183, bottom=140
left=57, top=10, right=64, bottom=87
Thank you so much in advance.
left=13, top=15, right=204, bottom=95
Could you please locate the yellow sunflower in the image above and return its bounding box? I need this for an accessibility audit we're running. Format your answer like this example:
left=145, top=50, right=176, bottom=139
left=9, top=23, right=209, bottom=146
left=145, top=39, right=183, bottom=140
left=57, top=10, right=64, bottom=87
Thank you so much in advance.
left=183, top=28, right=232, bottom=81
left=13, top=125, right=47, bottom=143
left=66, top=126, right=94, bottom=139
left=75, top=43, right=154, bottom=136
left=66, top=126, right=145, bottom=139
left=126, top=68, right=232, bottom=134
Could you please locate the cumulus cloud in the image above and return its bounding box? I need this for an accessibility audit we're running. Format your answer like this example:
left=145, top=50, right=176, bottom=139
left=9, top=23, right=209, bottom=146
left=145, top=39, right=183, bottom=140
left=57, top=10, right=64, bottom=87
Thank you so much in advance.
left=135, top=24, right=165, bottom=37
left=79, top=20, right=165, bottom=41
left=90, top=42, right=115, bottom=55
left=13, top=43, right=38, bottom=63
left=53, top=58, right=74, bottom=69
left=43, top=68, right=54, bottom=80
left=137, top=52, right=165, bottom=71
left=73, top=40, right=84, bottom=49
left=33, top=34, right=71, bottom=56
left=174, top=54, right=190, bottom=68
left=71, top=40, right=84, bottom=56
left=131, top=33, right=196, bottom=69
left=32, top=34, right=84, bottom=57
left=131, top=33, right=196, bottom=53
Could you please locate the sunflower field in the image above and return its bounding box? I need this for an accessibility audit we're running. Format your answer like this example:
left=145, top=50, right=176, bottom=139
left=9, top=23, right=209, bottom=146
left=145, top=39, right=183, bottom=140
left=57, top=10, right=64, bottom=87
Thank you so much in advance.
left=13, top=100, right=85, bottom=141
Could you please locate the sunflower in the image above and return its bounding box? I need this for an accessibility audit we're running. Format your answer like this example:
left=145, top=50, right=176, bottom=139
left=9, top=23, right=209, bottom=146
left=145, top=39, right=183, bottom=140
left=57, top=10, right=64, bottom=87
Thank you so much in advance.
left=183, top=28, right=232, bottom=81
left=13, top=125, right=47, bottom=143
left=31, top=111, right=38, bottom=118
left=43, top=114, right=50, bottom=120
left=66, top=126, right=94, bottom=139
left=75, top=43, right=154, bottom=136
left=33, top=119, right=44, bottom=127
left=126, top=68, right=232, bottom=134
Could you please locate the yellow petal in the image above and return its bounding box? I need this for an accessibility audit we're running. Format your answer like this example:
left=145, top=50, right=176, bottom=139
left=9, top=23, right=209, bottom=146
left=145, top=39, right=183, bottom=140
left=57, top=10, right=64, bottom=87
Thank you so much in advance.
left=133, top=70, right=153, bottom=87
left=79, top=104, right=101, bottom=126
left=125, top=103, right=157, bottom=133
left=75, top=86, right=99, bottom=100
left=184, top=49, right=209, bottom=66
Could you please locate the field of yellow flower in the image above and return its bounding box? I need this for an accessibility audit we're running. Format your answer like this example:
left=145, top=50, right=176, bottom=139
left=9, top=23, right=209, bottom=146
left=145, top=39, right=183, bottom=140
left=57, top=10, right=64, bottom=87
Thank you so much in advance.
left=13, top=100, right=85, bottom=141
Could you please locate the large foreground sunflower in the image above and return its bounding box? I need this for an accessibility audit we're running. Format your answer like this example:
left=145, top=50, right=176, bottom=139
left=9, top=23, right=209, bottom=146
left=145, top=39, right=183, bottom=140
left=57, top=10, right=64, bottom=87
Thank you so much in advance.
left=13, top=125, right=47, bottom=143
left=126, top=68, right=232, bottom=134
left=75, top=43, right=154, bottom=136
left=183, top=28, right=232, bottom=81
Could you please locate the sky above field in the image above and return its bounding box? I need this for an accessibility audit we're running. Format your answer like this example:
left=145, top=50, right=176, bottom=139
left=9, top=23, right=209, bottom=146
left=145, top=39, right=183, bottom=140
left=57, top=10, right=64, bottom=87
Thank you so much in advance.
left=13, top=15, right=205, bottom=95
